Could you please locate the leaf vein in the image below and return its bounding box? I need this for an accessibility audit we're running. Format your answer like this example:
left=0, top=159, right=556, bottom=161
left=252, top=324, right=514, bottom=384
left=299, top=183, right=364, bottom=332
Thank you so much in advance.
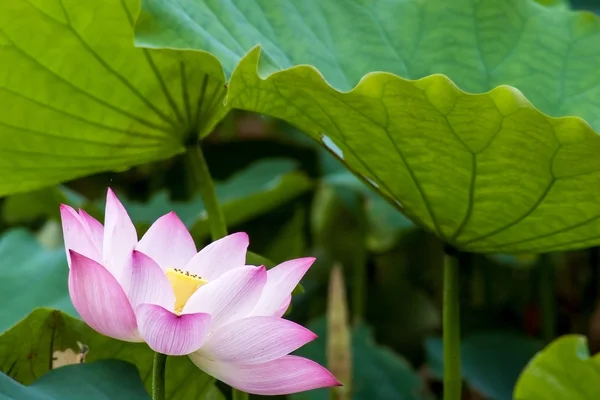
left=142, top=49, right=186, bottom=125
left=459, top=144, right=561, bottom=246
left=0, top=119, right=163, bottom=149
left=451, top=154, right=477, bottom=241
left=59, top=0, right=178, bottom=128
left=0, top=87, right=168, bottom=140
left=0, top=35, right=171, bottom=134
left=323, top=91, right=445, bottom=238
left=180, top=62, right=193, bottom=126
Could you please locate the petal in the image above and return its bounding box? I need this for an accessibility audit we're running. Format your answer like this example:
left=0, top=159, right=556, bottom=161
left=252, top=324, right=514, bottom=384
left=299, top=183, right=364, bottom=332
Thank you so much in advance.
left=127, top=251, right=175, bottom=311
left=199, top=316, right=316, bottom=364
left=185, top=232, right=249, bottom=280
left=69, top=251, right=139, bottom=342
left=251, top=258, right=314, bottom=317
left=136, top=212, right=196, bottom=270
left=273, top=295, right=291, bottom=318
left=60, top=205, right=101, bottom=266
left=78, top=209, right=104, bottom=252
left=102, top=188, right=137, bottom=280
left=137, top=304, right=211, bottom=356
left=183, top=265, right=267, bottom=328
left=189, top=355, right=340, bottom=395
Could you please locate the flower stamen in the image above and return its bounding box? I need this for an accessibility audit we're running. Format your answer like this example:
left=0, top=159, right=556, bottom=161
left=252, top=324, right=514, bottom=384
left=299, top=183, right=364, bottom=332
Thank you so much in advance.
left=165, top=268, right=208, bottom=314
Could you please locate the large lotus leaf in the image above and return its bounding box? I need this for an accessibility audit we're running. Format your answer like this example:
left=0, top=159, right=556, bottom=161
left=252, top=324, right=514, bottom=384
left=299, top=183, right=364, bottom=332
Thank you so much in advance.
left=0, top=228, right=76, bottom=333
left=0, top=0, right=227, bottom=197
left=0, top=308, right=223, bottom=400
left=136, top=0, right=600, bottom=253
left=513, top=335, right=600, bottom=400
left=0, top=360, right=149, bottom=400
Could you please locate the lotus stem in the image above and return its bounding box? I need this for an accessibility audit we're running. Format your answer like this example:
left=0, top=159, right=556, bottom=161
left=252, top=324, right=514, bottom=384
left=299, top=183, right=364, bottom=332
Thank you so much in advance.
left=152, top=352, right=167, bottom=400
left=186, top=143, right=228, bottom=240
left=443, top=247, right=461, bottom=400
left=187, top=143, right=248, bottom=400
left=232, top=388, right=249, bottom=400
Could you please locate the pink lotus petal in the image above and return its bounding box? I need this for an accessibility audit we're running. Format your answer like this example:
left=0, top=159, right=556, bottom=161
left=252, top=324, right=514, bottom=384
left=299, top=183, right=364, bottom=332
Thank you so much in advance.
left=77, top=209, right=104, bottom=252
left=189, top=355, right=341, bottom=395
left=273, top=295, right=292, bottom=318
left=126, top=250, right=175, bottom=311
left=251, top=258, right=314, bottom=317
left=199, top=316, right=316, bottom=364
left=102, top=189, right=137, bottom=280
left=137, top=304, right=211, bottom=356
left=136, top=212, right=196, bottom=270
left=69, top=251, right=140, bottom=342
left=185, top=232, right=249, bottom=280
left=183, top=265, right=266, bottom=329
left=60, top=205, right=101, bottom=266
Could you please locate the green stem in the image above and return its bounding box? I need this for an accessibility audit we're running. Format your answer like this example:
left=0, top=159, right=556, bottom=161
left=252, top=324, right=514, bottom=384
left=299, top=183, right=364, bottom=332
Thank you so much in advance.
left=539, top=254, right=556, bottom=343
left=152, top=352, right=167, bottom=400
left=232, top=388, right=249, bottom=400
left=443, top=250, right=461, bottom=400
left=187, top=143, right=249, bottom=400
left=186, top=143, right=228, bottom=240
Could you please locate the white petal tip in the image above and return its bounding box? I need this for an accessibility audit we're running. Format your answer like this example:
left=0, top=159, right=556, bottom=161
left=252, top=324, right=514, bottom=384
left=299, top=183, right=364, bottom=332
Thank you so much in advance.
left=297, top=257, right=316, bottom=267
left=230, top=232, right=250, bottom=244
left=59, top=204, right=78, bottom=217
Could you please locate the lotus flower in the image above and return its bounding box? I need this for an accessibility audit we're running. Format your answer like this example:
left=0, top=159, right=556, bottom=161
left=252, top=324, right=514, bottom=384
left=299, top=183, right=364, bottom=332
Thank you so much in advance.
left=60, top=188, right=340, bottom=395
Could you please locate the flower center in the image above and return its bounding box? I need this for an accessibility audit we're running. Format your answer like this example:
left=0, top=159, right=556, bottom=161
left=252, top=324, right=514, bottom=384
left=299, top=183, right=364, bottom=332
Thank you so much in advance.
left=165, top=268, right=208, bottom=314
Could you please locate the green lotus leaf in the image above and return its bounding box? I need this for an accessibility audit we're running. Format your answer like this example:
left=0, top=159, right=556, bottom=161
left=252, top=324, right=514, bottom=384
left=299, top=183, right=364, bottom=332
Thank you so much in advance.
left=0, top=308, right=223, bottom=400
left=0, top=360, right=150, bottom=400
left=514, top=335, right=600, bottom=400
left=0, top=0, right=227, bottom=197
left=0, top=228, right=76, bottom=333
left=135, top=0, right=600, bottom=252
